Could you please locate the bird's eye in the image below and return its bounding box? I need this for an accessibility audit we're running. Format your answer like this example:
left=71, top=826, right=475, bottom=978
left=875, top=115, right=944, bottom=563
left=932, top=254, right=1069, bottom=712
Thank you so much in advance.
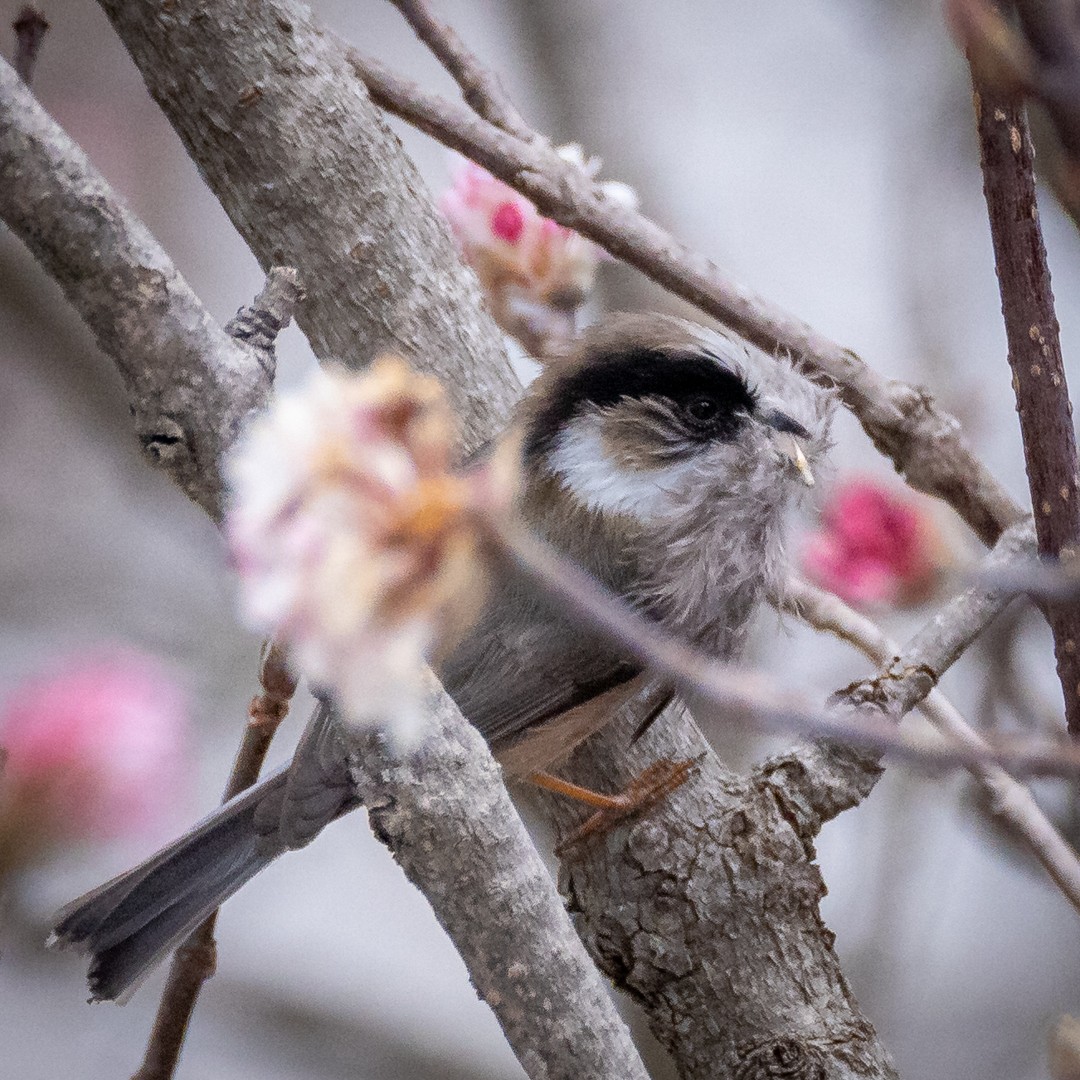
left=684, top=396, right=719, bottom=424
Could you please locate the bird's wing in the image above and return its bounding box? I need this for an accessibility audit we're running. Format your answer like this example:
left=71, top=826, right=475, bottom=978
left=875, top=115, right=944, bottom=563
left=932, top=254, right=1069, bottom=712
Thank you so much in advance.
left=439, top=594, right=644, bottom=747
left=495, top=674, right=675, bottom=778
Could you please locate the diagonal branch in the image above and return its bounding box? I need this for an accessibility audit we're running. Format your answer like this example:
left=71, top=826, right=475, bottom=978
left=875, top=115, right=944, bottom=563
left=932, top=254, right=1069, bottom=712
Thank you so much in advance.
left=134, top=641, right=298, bottom=1080
left=780, top=578, right=1080, bottom=914
left=971, top=79, right=1080, bottom=733
left=348, top=48, right=1025, bottom=547
left=766, top=519, right=1037, bottom=830
left=387, top=0, right=532, bottom=138
left=6, top=21, right=649, bottom=1080
left=0, top=57, right=272, bottom=519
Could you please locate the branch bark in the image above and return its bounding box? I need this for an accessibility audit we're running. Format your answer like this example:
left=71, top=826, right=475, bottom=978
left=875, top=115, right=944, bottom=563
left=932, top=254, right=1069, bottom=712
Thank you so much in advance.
left=780, top=577, right=1080, bottom=914
left=10, top=14, right=649, bottom=1079
left=0, top=56, right=271, bottom=519
left=347, top=50, right=1025, bottom=547
left=97, top=0, right=520, bottom=454
left=972, top=81, right=1080, bottom=733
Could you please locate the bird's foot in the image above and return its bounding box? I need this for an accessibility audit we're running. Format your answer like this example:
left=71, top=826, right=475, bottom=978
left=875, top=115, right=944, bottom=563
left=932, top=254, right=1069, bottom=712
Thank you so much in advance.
left=528, top=756, right=703, bottom=857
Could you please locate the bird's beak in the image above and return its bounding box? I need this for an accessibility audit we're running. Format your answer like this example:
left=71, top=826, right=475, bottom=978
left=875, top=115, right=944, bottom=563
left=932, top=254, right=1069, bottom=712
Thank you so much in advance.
left=776, top=432, right=815, bottom=486
left=760, top=409, right=815, bottom=487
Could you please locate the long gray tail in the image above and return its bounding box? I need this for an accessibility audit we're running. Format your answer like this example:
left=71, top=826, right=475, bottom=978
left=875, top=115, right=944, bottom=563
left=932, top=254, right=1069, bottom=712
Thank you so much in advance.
left=51, top=700, right=359, bottom=1002
left=51, top=767, right=292, bottom=1002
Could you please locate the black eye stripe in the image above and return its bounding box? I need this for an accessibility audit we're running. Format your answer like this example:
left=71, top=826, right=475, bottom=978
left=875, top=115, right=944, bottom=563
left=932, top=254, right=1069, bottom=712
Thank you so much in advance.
left=525, top=348, right=757, bottom=460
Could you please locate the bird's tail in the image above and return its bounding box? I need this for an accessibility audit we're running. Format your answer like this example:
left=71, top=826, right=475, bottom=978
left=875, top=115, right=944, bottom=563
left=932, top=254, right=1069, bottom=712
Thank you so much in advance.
left=49, top=766, right=290, bottom=1003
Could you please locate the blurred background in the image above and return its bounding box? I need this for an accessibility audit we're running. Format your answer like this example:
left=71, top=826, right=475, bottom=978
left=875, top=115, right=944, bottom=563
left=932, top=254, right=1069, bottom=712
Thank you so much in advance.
left=2, top=1, right=1079, bottom=1078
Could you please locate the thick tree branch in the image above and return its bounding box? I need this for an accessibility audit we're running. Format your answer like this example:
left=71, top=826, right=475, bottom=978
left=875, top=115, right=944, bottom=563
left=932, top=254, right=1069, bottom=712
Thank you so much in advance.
left=972, top=82, right=1080, bottom=733
left=97, top=0, right=520, bottom=455
left=0, top=57, right=271, bottom=519
left=24, top=10, right=650, bottom=1076
left=347, top=49, right=1025, bottom=547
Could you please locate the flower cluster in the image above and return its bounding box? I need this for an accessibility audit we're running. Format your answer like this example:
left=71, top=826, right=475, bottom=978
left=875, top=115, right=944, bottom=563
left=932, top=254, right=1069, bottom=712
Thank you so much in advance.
left=0, top=649, right=189, bottom=874
left=801, top=478, right=946, bottom=609
left=439, top=146, right=636, bottom=314
left=226, top=358, right=505, bottom=746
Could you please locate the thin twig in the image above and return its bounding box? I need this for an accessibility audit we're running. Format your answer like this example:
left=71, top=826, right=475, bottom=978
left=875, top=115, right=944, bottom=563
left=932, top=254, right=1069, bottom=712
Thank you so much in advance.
left=12, top=5, right=48, bottom=85
left=349, top=47, right=1025, bottom=547
left=387, top=0, right=531, bottom=138
left=132, top=273, right=302, bottom=1079
left=971, top=78, right=1080, bottom=733
left=132, top=641, right=297, bottom=1080
left=780, top=578, right=1080, bottom=915
left=487, top=516, right=1080, bottom=778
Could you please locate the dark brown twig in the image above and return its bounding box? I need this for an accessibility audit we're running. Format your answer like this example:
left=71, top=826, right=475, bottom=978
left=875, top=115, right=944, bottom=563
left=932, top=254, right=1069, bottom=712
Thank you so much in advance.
left=349, top=50, right=1024, bottom=548
left=949, top=0, right=1080, bottom=230
left=972, top=80, right=1080, bottom=734
left=386, top=0, right=531, bottom=139
left=132, top=641, right=297, bottom=1080
left=12, top=6, right=48, bottom=86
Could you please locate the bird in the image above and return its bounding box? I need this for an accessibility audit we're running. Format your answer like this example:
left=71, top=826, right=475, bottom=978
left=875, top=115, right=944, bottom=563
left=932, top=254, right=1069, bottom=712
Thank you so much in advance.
left=50, top=311, right=832, bottom=1002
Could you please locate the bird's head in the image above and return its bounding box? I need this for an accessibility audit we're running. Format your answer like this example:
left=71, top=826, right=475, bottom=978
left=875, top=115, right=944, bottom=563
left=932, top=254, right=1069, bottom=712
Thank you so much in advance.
left=519, top=312, right=831, bottom=531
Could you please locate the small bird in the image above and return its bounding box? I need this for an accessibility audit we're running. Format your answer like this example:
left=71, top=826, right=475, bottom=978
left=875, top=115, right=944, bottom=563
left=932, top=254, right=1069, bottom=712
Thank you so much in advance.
left=51, top=312, right=831, bottom=1001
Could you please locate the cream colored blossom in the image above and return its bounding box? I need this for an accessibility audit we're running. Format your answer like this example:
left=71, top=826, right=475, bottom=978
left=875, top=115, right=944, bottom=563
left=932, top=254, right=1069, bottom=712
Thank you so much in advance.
left=226, top=358, right=499, bottom=746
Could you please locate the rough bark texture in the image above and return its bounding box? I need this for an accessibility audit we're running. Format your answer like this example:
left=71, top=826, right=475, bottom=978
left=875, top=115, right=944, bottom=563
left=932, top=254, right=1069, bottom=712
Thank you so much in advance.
left=356, top=680, right=652, bottom=1080
left=97, top=0, right=520, bottom=453
left=90, top=2, right=900, bottom=1076
left=0, top=56, right=271, bottom=519
left=546, top=522, right=1033, bottom=1079
left=548, top=707, right=894, bottom=1080
left=2, top=32, right=649, bottom=1080
left=973, top=84, right=1080, bottom=734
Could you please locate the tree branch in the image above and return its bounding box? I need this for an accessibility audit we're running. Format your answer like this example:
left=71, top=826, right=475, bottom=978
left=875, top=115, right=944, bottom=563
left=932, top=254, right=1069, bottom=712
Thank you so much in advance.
left=768, top=519, right=1037, bottom=829
left=780, top=577, right=1080, bottom=914
left=0, top=56, right=271, bottom=519
left=347, top=49, right=1025, bottom=548
left=30, top=8, right=651, bottom=1076
left=387, top=0, right=532, bottom=138
left=97, top=0, right=520, bottom=455
left=971, top=80, right=1080, bottom=733
left=133, top=641, right=298, bottom=1080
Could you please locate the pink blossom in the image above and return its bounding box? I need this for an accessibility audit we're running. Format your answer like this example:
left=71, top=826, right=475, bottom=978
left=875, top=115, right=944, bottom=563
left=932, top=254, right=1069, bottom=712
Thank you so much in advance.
left=0, top=649, right=190, bottom=849
left=439, top=147, right=637, bottom=310
left=801, top=478, right=945, bottom=608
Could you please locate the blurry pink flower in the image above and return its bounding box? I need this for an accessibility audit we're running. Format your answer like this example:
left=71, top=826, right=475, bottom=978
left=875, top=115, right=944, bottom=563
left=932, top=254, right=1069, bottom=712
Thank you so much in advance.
left=0, top=649, right=190, bottom=863
left=439, top=146, right=637, bottom=310
left=801, top=478, right=946, bottom=608
left=226, top=357, right=511, bottom=747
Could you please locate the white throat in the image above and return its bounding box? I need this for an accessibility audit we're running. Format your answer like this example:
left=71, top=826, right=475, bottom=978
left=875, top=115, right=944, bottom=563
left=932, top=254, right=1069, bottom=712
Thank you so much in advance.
left=546, top=415, right=699, bottom=521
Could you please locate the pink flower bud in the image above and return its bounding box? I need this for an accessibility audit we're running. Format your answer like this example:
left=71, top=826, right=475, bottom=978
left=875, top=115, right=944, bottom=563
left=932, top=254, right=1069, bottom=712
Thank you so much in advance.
left=0, top=649, right=190, bottom=863
left=801, top=478, right=946, bottom=609
left=438, top=149, right=637, bottom=313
